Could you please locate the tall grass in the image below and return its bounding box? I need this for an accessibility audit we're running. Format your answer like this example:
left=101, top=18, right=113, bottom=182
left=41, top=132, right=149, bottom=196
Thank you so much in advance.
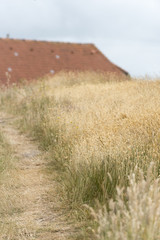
left=91, top=164, right=160, bottom=240
left=0, top=72, right=160, bottom=238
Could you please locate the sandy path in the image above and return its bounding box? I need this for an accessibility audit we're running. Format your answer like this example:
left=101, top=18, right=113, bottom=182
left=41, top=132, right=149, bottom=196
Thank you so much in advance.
left=0, top=113, right=75, bottom=240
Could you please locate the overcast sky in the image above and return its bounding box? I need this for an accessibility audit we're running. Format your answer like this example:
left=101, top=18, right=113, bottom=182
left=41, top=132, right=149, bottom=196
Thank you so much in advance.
left=0, top=0, right=160, bottom=77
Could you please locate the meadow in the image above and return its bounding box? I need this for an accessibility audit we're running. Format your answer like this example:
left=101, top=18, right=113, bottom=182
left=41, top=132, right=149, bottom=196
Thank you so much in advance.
left=0, top=72, right=160, bottom=239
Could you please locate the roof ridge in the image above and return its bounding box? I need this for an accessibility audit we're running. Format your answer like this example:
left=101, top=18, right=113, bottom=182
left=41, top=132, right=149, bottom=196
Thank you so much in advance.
left=0, top=38, right=94, bottom=46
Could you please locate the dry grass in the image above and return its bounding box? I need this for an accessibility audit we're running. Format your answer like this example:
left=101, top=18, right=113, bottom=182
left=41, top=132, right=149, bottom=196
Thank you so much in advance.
left=0, top=71, right=160, bottom=239
left=90, top=164, right=160, bottom=240
left=0, top=130, right=24, bottom=239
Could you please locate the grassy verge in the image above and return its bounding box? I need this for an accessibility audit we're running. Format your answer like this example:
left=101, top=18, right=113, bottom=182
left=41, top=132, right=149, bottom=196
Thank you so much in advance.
left=0, top=72, right=160, bottom=239
left=0, top=131, right=13, bottom=175
left=0, top=130, right=23, bottom=239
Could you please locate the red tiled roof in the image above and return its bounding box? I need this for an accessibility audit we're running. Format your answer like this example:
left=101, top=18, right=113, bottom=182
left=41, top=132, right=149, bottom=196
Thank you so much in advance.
left=0, top=38, right=128, bottom=85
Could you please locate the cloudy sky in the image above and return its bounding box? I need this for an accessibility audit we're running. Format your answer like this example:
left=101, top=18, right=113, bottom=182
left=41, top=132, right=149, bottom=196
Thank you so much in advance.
left=0, top=0, right=159, bottom=77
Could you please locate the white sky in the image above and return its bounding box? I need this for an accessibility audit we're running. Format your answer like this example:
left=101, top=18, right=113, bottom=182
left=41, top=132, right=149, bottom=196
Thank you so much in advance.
left=0, top=0, right=160, bottom=77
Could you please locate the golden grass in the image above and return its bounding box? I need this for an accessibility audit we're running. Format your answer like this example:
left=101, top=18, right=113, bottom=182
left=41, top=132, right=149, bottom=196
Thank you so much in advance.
left=90, top=164, right=160, bottom=240
left=0, top=71, right=160, bottom=239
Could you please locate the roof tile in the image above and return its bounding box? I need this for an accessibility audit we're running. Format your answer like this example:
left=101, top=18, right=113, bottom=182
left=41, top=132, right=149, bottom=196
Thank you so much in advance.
left=0, top=38, right=128, bottom=85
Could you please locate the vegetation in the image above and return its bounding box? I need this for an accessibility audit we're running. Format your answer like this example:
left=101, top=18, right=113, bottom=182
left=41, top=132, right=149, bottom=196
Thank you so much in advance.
left=0, top=130, right=22, bottom=238
left=0, top=131, right=13, bottom=175
left=0, top=71, right=160, bottom=239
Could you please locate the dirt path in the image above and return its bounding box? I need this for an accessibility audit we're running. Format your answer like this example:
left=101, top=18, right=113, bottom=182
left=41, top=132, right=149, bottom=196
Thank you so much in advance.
left=0, top=113, right=75, bottom=240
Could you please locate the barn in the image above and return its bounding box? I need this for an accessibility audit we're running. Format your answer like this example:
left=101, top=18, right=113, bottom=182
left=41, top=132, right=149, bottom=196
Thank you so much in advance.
left=0, top=38, right=128, bottom=85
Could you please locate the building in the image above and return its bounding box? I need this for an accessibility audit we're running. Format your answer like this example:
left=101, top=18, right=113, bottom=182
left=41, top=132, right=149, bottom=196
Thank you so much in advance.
left=0, top=38, right=128, bottom=85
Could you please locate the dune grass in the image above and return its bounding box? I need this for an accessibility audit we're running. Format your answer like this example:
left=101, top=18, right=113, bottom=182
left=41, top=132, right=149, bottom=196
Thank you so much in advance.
left=0, top=71, right=160, bottom=239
